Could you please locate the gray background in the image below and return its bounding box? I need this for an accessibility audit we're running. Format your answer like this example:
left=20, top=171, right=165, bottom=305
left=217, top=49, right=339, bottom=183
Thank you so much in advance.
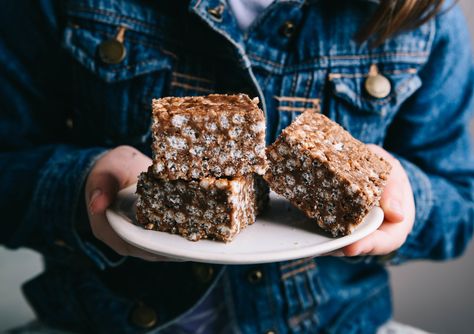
left=1, top=2, right=474, bottom=333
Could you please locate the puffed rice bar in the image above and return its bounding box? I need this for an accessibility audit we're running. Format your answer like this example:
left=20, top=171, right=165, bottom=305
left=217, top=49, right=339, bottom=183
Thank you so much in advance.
left=136, top=168, right=256, bottom=242
left=151, top=94, right=267, bottom=180
left=264, top=111, right=391, bottom=236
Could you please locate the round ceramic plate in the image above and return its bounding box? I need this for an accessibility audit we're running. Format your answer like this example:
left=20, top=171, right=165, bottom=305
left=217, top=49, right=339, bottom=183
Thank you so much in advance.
left=106, top=184, right=384, bottom=264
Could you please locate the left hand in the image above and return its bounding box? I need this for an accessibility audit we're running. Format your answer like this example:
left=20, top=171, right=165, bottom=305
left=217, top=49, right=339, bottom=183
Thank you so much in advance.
left=85, top=145, right=176, bottom=262
left=342, top=144, right=415, bottom=256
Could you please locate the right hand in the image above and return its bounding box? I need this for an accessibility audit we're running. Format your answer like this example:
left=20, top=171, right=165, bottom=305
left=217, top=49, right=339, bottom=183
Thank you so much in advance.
left=342, top=144, right=415, bottom=257
left=84, top=145, right=174, bottom=261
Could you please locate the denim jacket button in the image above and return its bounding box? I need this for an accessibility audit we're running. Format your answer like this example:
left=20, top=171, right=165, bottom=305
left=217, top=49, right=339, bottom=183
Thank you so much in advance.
left=98, top=39, right=127, bottom=64
left=54, top=239, right=72, bottom=250
left=130, top=303, right=157, bottom=329
left=54, top=239, right=67, bottom=247
left=265, top=330, right=277, bottom=334
left=365, top=73, right=391, bottom=99
left=280, top=21, right=295, bottom=38
left=193, top=264, right=214, bottom=283
left=247, top=269, right=263, bottom=284
left=65, top=117, right=73, bottom=129
left=207, top=4, right=224, bottom=21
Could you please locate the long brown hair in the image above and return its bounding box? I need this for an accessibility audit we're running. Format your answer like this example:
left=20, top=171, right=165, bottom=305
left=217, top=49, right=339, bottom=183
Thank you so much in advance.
left=358, top=0, right=447, bottom=46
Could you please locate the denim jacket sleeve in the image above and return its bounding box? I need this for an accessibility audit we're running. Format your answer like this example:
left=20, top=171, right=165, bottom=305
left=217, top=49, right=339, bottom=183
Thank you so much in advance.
left=0, top=1, right=107, bottom=264
left=384, top=4, right=474, bottom=263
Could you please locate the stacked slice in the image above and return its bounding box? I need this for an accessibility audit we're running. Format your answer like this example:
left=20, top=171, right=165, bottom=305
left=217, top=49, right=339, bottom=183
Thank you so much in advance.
left=136, top=94, right=268, bottom=242
left=264, top=111, right=391, bottom=236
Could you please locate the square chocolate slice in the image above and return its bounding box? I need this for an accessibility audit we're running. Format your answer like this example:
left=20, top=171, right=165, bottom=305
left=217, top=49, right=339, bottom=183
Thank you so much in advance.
left=264, top=111, right=391, bottom=236
left=151, top=94, right=267, bottom=180
left=136, top=168, right=256, bottom=242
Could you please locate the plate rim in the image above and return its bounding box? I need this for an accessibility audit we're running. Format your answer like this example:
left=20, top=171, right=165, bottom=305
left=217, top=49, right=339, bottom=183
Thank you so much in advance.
left=105, top=185, right=384, bottom=264
left=107, top=207, right=383, bottom=264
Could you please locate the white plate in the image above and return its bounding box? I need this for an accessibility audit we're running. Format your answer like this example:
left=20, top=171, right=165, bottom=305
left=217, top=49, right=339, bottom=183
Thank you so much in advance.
left=106, top=184, right=384, bottom=264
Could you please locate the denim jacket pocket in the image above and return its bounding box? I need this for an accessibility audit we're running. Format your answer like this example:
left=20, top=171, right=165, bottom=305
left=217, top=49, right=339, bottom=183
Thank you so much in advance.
left=62, top=5, right=174, bottom=146
left=278, top=258, right=329, bottom=333
left=327, top=67, right=422, bottom=144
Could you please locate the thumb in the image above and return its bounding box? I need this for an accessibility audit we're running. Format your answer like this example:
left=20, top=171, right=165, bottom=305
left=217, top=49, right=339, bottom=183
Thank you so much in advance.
left=366, top=144, right=404, bottom=223
left=380, top=191, right=404, bottom=223
left=87, top=172, right=121, bottom=215
left=86, top=146, right=152, bottom=215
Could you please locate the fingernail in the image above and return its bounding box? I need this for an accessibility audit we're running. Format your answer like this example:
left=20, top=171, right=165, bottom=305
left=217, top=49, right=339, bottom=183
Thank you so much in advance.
left=388, top=200, right=404, bottom=220
left=343, top=247, right=361, bottom=257
left=89, top=189, right=102, bottom=215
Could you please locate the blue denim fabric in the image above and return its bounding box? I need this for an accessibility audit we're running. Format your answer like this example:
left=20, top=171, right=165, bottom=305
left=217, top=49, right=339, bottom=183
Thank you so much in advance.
left=1, top=0, right=473, bottom=333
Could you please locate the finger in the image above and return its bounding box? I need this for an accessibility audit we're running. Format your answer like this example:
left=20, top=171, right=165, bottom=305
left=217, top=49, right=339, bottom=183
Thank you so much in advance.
left=86, top=146, right=151, bottom=202
left=88, top=175, right=120, bottom=215
left=343, top=222, right=406, bottom=256
left=320, top=250, right=345, bottom=257
left=366, top=145, right=405, bottom=223
left=380, top=164, right=405, bottom=223
left=343, top=230, right=390, bottom=256
left=107, top=146, right=152, bottom=189
left=87, top=148, right=150, bottom=213
left=89, top=214, right=173, bottom=261
left=380, top=197, right=405, bottom=223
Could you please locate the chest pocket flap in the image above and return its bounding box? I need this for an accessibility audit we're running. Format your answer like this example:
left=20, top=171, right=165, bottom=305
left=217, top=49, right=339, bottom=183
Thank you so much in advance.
left=63, top=3, right=174, bottom=82
left=329, top=66, right=422, bottom=116
left=326, top=63, right=424, bottom=144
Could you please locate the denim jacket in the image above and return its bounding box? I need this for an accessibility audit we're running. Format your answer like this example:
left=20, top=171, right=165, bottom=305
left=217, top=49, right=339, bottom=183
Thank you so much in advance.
left=1, top=0, right=473, bottom=333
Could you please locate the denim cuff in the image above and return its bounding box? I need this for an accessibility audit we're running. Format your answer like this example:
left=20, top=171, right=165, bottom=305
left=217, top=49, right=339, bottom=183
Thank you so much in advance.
left=387, top=156, right=434, bottom=265
left=19, top=145, right=108, bottom=265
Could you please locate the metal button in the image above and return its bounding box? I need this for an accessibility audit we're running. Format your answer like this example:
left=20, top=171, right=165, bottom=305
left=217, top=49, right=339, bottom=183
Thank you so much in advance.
left=193, top=264, right=214, bottom=283
left=365, top=73, right=391, bottom=99
left=54, top=239, right=73, bottom=251
left=54, top=239, right=66, bottom=247
left=207, top=4, right=224, bottom=21
left=65, top=117, right=73, bottom=129
left=99, top=39, right=126, bottom=64
left=130, top=303, right=157, bottom=329
left=247, top=269, right=263, bottom=284
left=280, top=21, right=295, bottom=38
left=265, top=331, right=277, bottom=334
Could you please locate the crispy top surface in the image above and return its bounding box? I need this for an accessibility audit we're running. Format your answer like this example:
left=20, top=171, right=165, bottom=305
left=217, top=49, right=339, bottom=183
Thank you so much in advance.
left=284, top=112, right=360, bottom=150
left=283, top=111, right=391, bottom=182
left=152, top=94, right=261, bottom=117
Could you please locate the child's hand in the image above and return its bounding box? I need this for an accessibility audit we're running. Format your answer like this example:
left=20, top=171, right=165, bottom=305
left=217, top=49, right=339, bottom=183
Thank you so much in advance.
left=85, top=145, right=175, bottom=261
left=342, top=144, right=415, bottom=257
